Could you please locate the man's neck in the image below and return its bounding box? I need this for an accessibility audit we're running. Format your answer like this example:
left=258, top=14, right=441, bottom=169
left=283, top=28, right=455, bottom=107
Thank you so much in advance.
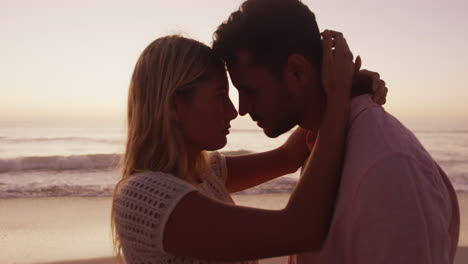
left=297, top=86, right=326, bottom=133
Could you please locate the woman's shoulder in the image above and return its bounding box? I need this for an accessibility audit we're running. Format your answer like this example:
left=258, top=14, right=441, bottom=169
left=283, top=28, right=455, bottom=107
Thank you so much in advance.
left=113, top=171, right=198, bottom=257
left=116, top=170, right=196, bottom=200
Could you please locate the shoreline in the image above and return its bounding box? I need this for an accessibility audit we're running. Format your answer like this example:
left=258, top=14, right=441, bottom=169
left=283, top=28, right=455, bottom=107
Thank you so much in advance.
left=0, top=192, right=467, bottom=264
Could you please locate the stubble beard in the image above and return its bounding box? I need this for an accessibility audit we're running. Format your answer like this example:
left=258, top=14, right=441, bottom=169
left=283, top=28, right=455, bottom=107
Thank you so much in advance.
left=264, top=95, right=300, bottom=138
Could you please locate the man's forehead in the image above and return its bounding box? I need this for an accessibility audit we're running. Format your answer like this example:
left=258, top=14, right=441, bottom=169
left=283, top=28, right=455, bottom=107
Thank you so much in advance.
left=227, top=51, right=252, bottom=88
left=233, top=50, right=251, bottom=66
left=227, top=50, right=254, bottom=71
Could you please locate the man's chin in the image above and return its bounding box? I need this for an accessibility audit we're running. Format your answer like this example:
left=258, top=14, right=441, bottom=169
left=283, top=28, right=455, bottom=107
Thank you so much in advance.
left=262, top=123, right=296, bottom=138
left=262, top=127, right=282, bottom=138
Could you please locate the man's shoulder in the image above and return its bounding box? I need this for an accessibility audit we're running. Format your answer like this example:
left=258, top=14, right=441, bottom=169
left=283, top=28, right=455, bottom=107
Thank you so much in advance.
left=349, top=104, right=420, bottom=152
left=345, top=105, right=394, bottom=164
left=344, top=105, right=434, bottom=177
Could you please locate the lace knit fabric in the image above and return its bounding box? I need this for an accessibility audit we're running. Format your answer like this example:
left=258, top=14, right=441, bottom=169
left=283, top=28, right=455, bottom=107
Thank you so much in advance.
left=114, top=152, right=256, bottom=264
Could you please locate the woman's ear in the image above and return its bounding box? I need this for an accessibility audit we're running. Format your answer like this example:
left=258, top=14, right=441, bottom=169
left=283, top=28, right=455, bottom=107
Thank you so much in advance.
left=170, top=88, right=195, bottom=123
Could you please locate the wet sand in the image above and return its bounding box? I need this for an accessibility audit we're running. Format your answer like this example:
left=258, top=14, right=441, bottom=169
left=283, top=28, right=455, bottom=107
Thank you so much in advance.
left=0, top=192, right=466, bottom=264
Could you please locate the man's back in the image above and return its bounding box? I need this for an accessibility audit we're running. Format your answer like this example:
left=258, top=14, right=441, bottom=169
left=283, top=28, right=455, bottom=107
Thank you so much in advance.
left=295, top=95, right=460, bottom=264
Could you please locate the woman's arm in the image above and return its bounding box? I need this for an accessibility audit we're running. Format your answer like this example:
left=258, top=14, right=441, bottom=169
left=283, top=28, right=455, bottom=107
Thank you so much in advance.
left=225, top=127, right=310, bottom=193
left=164, top=30, right=353, bottom=261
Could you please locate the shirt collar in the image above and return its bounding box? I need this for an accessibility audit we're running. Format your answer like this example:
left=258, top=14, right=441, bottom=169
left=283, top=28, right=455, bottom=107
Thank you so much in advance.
left=306, top=94, right=382, bottom=151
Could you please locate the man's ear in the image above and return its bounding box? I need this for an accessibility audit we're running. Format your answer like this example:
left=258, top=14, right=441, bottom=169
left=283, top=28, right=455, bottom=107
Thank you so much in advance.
left=284, top=54, right=311, bottom=89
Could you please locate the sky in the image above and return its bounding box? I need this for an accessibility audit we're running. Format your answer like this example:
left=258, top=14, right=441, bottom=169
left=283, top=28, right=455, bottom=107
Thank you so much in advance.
left=1, top=0, right=467, bottom=130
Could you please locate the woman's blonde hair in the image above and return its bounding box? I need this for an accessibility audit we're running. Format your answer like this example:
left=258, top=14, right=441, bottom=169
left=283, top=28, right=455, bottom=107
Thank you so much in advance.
left=111, top=35, right=225, bottom=261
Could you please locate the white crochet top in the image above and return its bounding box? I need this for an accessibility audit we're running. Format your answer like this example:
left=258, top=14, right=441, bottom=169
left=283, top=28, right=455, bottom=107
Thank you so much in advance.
left=114, top=152, right=258, bottom=264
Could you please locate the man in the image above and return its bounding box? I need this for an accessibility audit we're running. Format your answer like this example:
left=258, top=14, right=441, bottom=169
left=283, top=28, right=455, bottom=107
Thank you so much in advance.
left=212, top=0, right=460, bottom=263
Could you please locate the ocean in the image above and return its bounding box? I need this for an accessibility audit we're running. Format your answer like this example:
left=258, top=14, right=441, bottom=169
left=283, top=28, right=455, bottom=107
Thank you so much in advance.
left=0, top=122, right=467, bottom=198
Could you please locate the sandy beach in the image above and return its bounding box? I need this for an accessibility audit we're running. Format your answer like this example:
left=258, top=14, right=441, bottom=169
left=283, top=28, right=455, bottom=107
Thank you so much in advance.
left=1, top=193, right=467, bottom=264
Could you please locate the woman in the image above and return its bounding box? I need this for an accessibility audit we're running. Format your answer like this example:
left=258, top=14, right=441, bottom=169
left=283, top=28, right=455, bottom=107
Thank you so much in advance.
left=112, top=33, right=378, bottom=263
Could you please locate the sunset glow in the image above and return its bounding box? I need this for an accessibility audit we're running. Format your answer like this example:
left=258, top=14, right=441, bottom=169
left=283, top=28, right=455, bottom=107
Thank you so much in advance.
left=1, top=0, right=467, bottom=130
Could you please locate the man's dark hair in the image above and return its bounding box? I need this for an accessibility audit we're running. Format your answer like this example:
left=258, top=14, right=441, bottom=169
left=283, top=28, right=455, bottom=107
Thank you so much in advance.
left=212, top=0, right=322, bottom=76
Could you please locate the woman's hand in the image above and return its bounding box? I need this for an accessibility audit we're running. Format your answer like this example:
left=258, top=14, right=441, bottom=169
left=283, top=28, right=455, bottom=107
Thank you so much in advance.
left=321, top=30, right=358, bottom=108
left=286, top=31, right=358, bottom=248
left=352, top=69, right=389, bottom=105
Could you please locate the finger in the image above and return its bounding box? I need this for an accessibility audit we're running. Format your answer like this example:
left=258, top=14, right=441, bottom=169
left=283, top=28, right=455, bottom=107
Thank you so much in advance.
left=382, top=86, right=388, bottom=99
left=329, top=30, right=353, bottom=60
left=378, top=91, right=387, bottom=105
left=327, top=30, right=344, bottom=42
left=321, top=30, right=333, bottom=67
left=376, top=97, right=385, bottom=106
left=342, top=37, right=353, bottom=61
left=354, top=55, right=362, bottom=73
left=373, top=93, right=384, bottom=105
left=329, top=30, right=345, bottom=55
left=360, top=69, right=380, bottom=79
left=375, top=85, right=388, bottom=105
left=371, top=73, right=381, bottom=92
left=355, top=69, right=381, bottom=93
left=359, top=69, right=370, bottom=75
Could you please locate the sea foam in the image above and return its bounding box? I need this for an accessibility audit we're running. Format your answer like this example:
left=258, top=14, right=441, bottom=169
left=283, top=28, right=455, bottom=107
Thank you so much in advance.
left=0, top=154, right=121, bottom=173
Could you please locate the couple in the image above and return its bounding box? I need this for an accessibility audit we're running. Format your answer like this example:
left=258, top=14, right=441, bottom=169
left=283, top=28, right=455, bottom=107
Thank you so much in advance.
left=112, top=0, right=459, bottom=263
